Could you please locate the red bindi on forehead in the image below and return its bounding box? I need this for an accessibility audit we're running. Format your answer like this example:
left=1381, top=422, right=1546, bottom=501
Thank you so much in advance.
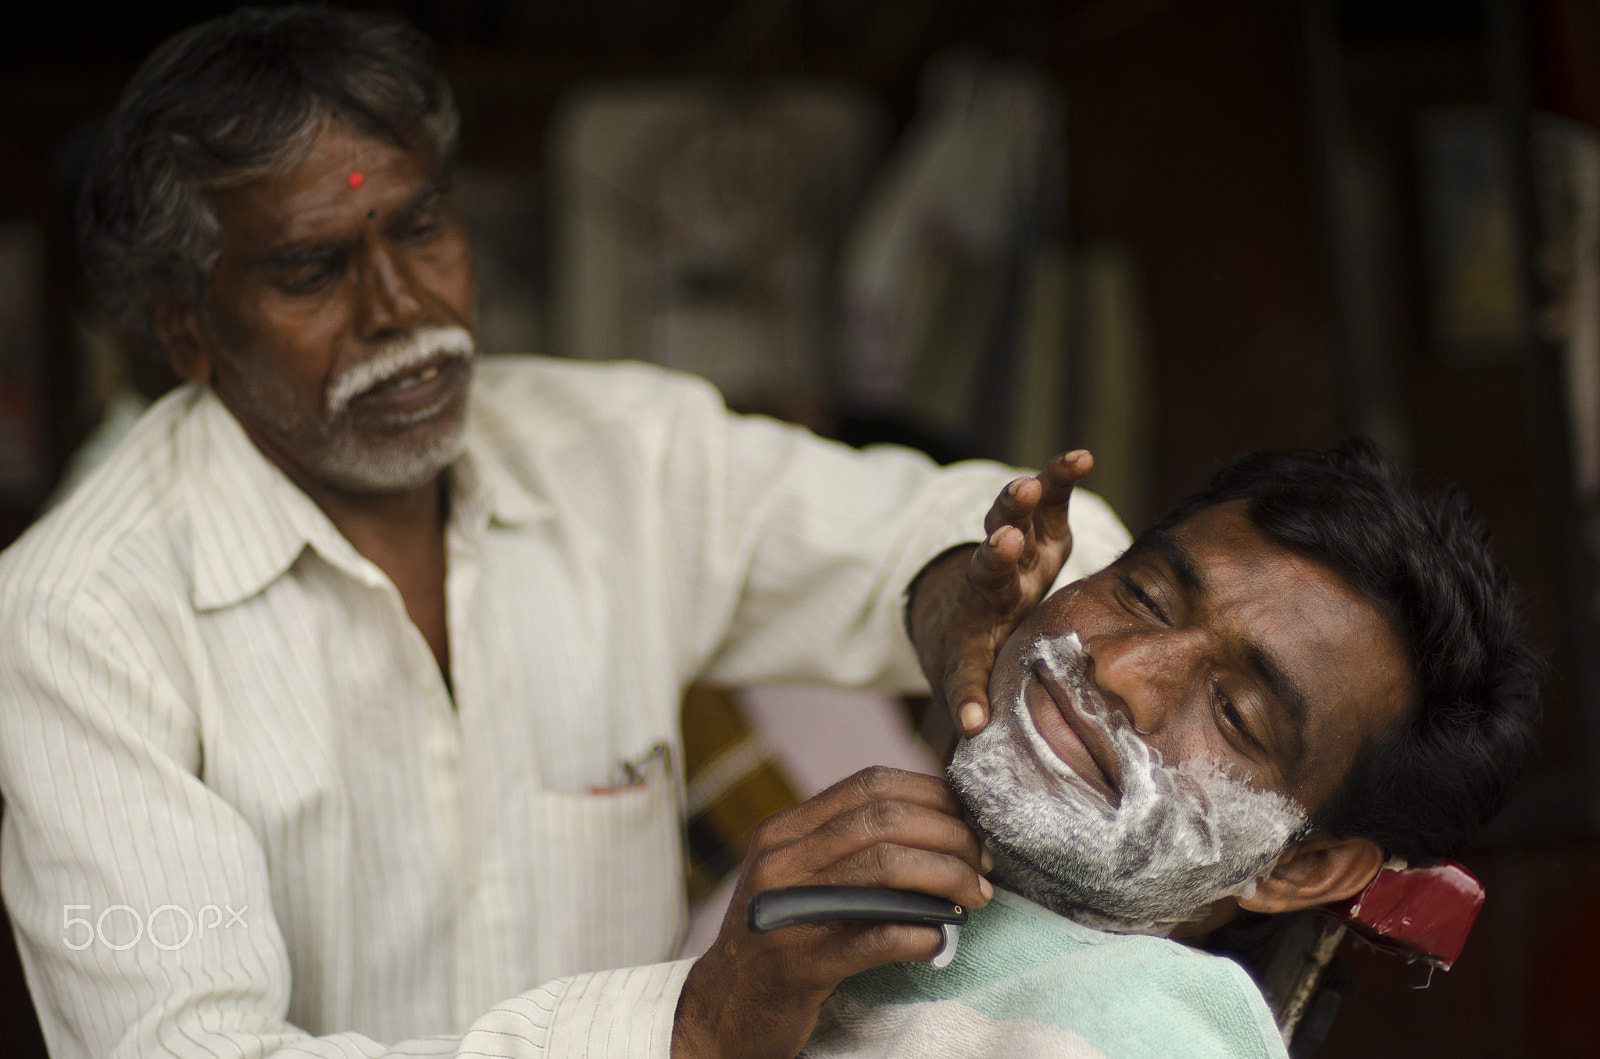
left=347, top=170, right=364, bottom=189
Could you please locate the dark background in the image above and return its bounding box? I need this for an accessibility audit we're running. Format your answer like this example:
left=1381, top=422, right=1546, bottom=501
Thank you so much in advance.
left=3, top=1, right=1600, bottom=1055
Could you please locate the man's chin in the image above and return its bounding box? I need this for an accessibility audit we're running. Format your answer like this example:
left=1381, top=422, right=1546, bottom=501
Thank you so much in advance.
left=948, top=725, right=1293, bottom=936
left=948, top=744, right=1169, bottom=930
left=979, top=836, right=1213, bottom=936
left=313, top=419, right=467, bottom=494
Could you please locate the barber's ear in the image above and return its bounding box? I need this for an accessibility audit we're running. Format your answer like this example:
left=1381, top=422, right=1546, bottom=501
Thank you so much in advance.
left=150, top=299, right=216, bottom=384
left=1236, top=834, right=1385, bottom=915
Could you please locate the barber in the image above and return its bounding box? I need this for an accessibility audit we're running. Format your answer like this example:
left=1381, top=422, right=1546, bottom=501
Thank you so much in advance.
left=0, top=8, right=1130, bottom=1059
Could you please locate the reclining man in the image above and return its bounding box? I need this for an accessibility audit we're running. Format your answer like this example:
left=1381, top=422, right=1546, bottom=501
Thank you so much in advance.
left=680, top=441, right=1543, bottom=1059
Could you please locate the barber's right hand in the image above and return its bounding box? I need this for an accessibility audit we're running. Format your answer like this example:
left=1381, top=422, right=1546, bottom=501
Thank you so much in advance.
left=906, top=450, right=1093, bottom=740
left=671, top=766, right=993, bottom=1059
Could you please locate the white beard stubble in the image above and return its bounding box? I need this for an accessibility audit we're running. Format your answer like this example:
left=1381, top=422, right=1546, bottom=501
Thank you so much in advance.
left=224, top=324, right=476, bottom=493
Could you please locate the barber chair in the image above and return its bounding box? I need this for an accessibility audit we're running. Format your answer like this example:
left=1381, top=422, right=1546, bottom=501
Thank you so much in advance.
left=1253, top=860, right=1485, bottom=1056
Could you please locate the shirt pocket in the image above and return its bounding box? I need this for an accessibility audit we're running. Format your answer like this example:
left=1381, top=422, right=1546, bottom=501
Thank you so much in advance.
left=524, top=741, right=687, bottom=977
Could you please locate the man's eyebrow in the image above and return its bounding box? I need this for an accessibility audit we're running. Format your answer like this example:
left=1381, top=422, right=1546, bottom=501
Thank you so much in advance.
left=1242, top=639, right=1308, bottom=772
left=264, top=242, right=342, bottom=267
left=390, top=180, right=449, bottom=221
left=1136, top=527, right=1205, bottom=596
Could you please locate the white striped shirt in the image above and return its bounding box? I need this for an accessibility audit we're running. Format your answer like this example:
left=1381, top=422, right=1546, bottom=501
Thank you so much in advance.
left=0, top=355, right=1130, bottom=1059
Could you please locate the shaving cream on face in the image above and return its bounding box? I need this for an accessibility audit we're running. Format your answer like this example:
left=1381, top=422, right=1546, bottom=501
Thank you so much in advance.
left=948, top=632, right=1308, bottom=933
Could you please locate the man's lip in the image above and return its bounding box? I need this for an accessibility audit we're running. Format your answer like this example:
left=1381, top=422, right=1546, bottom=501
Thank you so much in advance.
left=1028, top=662, right=1123, bottom=804
left=347, top=354, right=469, bottom=416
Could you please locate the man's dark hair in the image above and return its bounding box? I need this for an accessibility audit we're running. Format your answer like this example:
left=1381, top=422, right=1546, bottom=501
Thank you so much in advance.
left=79, top=5, right=458, bottom=352
left=1139, top=438, right=1543, bottom=865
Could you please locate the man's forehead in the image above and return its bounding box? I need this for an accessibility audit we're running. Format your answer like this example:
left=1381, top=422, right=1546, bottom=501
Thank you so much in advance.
left=212, top=123, right=440, bottom=241
left=1118, top=500, right=1329, bottom=595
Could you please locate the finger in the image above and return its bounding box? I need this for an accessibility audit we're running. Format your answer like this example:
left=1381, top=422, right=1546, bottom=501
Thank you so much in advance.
left=942, top=648, right=999, bottom=737
left=966, top=525, right=1028, bottom=613
left=1032, top=449, right=1092, bottom=543
left=827, top=920, right=953, bottom=973
left=806, top=844, right=994, bottom=909
left=811, top=795, right=985, bottom=869
left=832, top=766, right=964, bottom=817
left=764, top=920, right=953, bottom=991
left=982, top=475, right=1042, bottom=538
left=751, top=767, right=962, bottom=847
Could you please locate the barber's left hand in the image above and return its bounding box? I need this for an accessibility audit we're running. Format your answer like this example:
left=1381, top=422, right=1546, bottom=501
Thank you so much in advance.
left=906, top=449, right=1093, bottom=739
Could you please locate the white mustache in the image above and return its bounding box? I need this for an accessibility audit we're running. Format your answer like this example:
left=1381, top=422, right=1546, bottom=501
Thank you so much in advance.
left=326, top=325, right=476, bottom=415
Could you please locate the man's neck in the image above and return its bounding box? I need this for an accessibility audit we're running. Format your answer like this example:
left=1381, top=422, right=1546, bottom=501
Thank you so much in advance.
left=300, top=471, right=454, bottom=684
left=300, top=472, right=450, bottom=552
left=990, top=859, right=1235, bottom=943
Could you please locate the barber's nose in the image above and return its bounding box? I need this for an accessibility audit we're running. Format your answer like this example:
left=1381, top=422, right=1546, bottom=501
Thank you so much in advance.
left=1085, top=630, right=1196, bottom=737
left=354, top=238, right=426, bottom=339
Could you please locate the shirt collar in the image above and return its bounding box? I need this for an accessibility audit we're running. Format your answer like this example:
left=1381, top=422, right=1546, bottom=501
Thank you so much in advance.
left=182, top=384, right=552, bottom=612
left=449, top=431, right=552, bottom=532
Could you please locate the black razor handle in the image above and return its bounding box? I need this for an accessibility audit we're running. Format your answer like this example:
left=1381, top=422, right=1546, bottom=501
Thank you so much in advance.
left=747, top=885, right=969, bottom=933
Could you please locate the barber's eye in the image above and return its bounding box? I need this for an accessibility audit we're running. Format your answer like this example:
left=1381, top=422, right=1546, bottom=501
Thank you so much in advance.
left=392, top=213, right=444, bottom=244
left=276, top=255, right=341, bottom=294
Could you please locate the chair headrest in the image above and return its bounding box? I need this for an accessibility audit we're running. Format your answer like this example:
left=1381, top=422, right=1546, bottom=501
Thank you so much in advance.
left=1322, top=859, right=1484, bottom=970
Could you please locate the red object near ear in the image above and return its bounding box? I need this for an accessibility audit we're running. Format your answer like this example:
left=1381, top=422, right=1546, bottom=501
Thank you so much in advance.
left=1323, top=859, right=1484, bottom=970
left=347, top=170, right=364, bottom=188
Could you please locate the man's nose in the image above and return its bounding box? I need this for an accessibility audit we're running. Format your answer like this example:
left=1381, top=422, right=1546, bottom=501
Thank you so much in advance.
left=353, top=236, right=426, bottom=338
left=1085, top=630, right=1198, bottom=736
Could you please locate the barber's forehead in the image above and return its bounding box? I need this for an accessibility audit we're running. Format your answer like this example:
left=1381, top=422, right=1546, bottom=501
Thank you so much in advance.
left=215, top=125, right=433, bottom=217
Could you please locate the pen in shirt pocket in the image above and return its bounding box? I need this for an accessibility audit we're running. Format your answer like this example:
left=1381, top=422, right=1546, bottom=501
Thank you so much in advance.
left=588, top=740, right=670, bottom=795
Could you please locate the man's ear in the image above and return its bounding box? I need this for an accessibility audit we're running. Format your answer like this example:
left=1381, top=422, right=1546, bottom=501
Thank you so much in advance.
left=150, top=299, right=216, bottom=384
left=1236, top=833, right=1385, bottom=915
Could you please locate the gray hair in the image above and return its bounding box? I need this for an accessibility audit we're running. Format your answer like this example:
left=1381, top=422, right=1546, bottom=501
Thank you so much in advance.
left=79, top=5, right=460, bottom=353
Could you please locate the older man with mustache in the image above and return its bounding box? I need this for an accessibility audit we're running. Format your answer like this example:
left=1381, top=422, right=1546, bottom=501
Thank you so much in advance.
left=0, top=8, right=1131, bottom=1059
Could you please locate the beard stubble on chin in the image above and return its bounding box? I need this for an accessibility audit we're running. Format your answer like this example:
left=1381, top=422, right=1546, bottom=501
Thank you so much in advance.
left=219, top=325, right=477, bottom=494
left=947, top=632, right=1308, bottom=934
